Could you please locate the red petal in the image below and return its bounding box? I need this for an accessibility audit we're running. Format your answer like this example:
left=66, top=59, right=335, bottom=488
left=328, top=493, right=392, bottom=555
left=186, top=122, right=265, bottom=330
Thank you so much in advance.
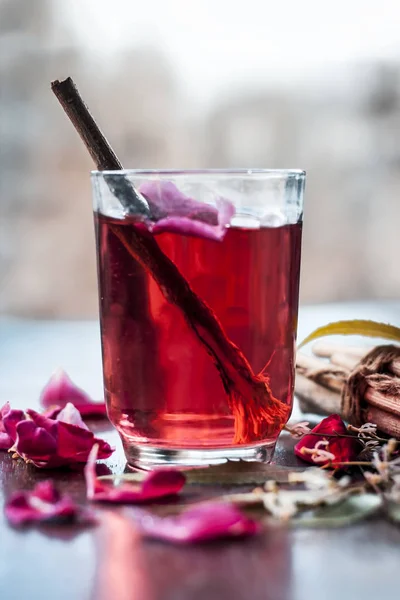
left=26, top=409, right=58, bottom=437
left=40, top=370, right=107, bottom=417
left=56, top=403, right=89, bottom=430
left=0, top=432, right=12, bottom=450
left=57, top=421, right=113, bottom=462
left=5, top=480, right=91, bottom=526
left=131, top=503, right=260, bottom=543
left=295, top=414, right=360, bottom=466
left=0, top=403, right=25, bottom=449
left=15, top=420, right=58, bottom=460
left=85, top=445, right=185, bottom=503
left=15, top=411, right=113, bottom=468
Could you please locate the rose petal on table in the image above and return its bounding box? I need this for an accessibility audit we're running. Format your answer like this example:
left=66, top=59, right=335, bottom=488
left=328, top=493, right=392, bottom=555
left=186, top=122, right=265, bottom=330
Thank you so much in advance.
left=57, top=421, right=113, bottom=461
left=0, top=432, right=12, bottom=450
left=15, top=419, right=58, bottom=459
left=295, top=414, right=361, bottom=466
left=139, top=180, right=235, bottom=240
left=85, top=445, right=186, bottom=503
left=40, top=369, right=107, bottom=417
left=56, top=403, right=89, bottom=430
left=5, top=480, right=90, bottom=526
left=14, top=405, right=113, bottom=468
left=130, top=502, right=260, bottom=544
left=0, top=402, right=25, bottom=449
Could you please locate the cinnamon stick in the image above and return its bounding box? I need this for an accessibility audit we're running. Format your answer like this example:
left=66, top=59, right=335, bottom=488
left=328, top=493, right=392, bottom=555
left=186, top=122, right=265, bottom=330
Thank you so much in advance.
left=296, top=353, right=346, bottom=393
left=295, top=373, right=341, bottom=415
left=51, top=77, right=289, bottom=443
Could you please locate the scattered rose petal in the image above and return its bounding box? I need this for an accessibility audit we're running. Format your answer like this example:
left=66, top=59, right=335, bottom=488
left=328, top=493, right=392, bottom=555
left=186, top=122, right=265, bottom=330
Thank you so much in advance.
left=0, top=403, right=25, bottom=450
left=139, top=180, right=235, bottom=241
left=5, top=480, right=93, bottom=526
left=40, top=369, right=107, bottom=417
left=0, top=403, right=14, bottom=449
left=85, top=444, right=185, bottom=503
left=295, top=414, right=361, bottom=467
left=13, top=403, right=113, bottom=468
left=130, top=502, right=260, bottom=544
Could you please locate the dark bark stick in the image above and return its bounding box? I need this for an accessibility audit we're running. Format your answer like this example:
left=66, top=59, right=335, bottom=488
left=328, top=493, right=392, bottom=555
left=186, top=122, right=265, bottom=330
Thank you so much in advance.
left=51, top=77, right=289, bottom=443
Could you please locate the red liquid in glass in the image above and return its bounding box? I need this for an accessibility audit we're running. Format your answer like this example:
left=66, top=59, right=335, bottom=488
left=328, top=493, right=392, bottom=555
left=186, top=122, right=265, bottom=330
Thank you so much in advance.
left=95, top=214, right=302, bottom=449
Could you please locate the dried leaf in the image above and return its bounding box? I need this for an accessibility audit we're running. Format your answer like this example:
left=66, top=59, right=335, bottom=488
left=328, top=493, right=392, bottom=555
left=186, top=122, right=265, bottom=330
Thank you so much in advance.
left=99, top=462, right=300, bottom=486
left=292, top=494, right=381, bottom=528
left=298, top=320, right=400, bottom=350
left=183, top=462, right=300, bottom=485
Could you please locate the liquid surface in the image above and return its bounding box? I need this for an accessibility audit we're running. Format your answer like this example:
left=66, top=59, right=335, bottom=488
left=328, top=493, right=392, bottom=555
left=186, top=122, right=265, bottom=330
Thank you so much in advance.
left=95, top=215, right=302, bottom=448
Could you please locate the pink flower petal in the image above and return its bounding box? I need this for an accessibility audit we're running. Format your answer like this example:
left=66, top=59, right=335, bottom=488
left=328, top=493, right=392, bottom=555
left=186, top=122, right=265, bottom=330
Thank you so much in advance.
left=139, top=180, right=219, bottom=220
left=139, top=180, right=235, bottom=241
left=15, top=420, right=58, bottom=460
left=85, top=445, right=185, bottom=503
left=5, top=480, right=92, bottom=526
left=294, top=414, right=361, bottom=466
left=131, top=503, right=260, bottom=544
left=14, top=407, right=113, bottom=468
left=40, top=369, right=107, bottom=417
left=0, top=402, right=25, bottom=450
left=56, top=403, right=89, bottom=431
left=57, top=421, right=113, bottom=461
left=0, top=432, right=12, bottom=450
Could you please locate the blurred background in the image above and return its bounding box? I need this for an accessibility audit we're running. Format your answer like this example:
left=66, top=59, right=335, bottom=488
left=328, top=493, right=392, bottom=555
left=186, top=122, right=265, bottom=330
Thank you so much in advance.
left=1, top=0, right=400, bottom=317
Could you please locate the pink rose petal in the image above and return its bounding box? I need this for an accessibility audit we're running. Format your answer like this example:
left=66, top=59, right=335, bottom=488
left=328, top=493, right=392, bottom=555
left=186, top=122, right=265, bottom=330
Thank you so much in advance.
left=139, top=180, right=235, bottom=241
left=14, top=403, right=113, bottom=468
left=0, top=432, right=11, bottom=450
left=0, top=403, right=13, bottom=450
left=40, top=369, right=107, bottom=417
left=294, top=414, right=361, bottom=467
left=0, top=402, right=25, bottom=450
left=85, top=444, right=185, bottom=503
left=5, top=480, right=92, bottom=526
left=131, top=502, right=260, bottom=544
left=56, top=403, right=89, bottom=430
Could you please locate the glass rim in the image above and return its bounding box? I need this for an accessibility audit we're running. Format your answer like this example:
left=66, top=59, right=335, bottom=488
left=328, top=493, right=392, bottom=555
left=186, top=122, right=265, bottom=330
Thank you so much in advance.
left=91, top=168, right=306, bottom=178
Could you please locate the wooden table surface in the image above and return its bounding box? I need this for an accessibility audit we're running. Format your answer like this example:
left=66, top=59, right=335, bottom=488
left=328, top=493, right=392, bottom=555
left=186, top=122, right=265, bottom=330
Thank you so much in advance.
left=1, top=302, right=400, bottom=600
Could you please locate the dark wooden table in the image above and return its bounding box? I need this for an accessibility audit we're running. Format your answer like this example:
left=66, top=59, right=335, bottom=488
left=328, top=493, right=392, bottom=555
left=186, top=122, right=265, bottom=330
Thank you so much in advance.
left=1, top=302, right=400, bottom=600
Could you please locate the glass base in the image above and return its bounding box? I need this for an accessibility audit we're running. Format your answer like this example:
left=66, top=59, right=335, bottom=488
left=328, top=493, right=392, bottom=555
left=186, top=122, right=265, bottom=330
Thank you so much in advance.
left=122, top=438, right=277, bottom=470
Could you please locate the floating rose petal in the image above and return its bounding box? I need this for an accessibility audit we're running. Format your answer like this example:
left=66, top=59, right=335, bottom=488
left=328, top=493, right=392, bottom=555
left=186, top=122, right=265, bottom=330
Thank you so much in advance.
left=295, top=414, right=361, bottom=467
left=13, top=403, right=113, bottom=468
left=40, top=369, right=107, bottom=417
left=85, top=445, right=185, bottom=503
left=5, top=480, right=92, bottom=526
left=0, top=403, right=25, bottom=450
left=130, top=502, right=260, bottom=544
left=139, top=181, right=235, bottom=241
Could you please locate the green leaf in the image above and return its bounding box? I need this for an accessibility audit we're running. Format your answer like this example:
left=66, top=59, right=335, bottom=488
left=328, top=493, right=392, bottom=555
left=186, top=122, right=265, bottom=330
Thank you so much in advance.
left=298, top=320, right=400, bottom=350
left=291, top=494, right=381, bottom=528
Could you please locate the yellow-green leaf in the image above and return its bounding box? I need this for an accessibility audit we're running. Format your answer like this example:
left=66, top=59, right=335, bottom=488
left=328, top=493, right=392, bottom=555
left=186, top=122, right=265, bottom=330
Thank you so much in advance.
left=98, top=462, right=301, bottom=486
left=298, top=319, right=400, bottom=350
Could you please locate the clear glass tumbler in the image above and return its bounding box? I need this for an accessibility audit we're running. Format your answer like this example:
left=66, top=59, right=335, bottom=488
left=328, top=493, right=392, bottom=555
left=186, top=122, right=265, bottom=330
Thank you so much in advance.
left=92, top=169, right=305, bottom=468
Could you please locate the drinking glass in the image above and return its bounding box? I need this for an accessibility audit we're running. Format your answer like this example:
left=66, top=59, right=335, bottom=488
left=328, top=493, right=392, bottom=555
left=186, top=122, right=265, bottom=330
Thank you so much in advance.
left=92, top=169, right=305, bottom=468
